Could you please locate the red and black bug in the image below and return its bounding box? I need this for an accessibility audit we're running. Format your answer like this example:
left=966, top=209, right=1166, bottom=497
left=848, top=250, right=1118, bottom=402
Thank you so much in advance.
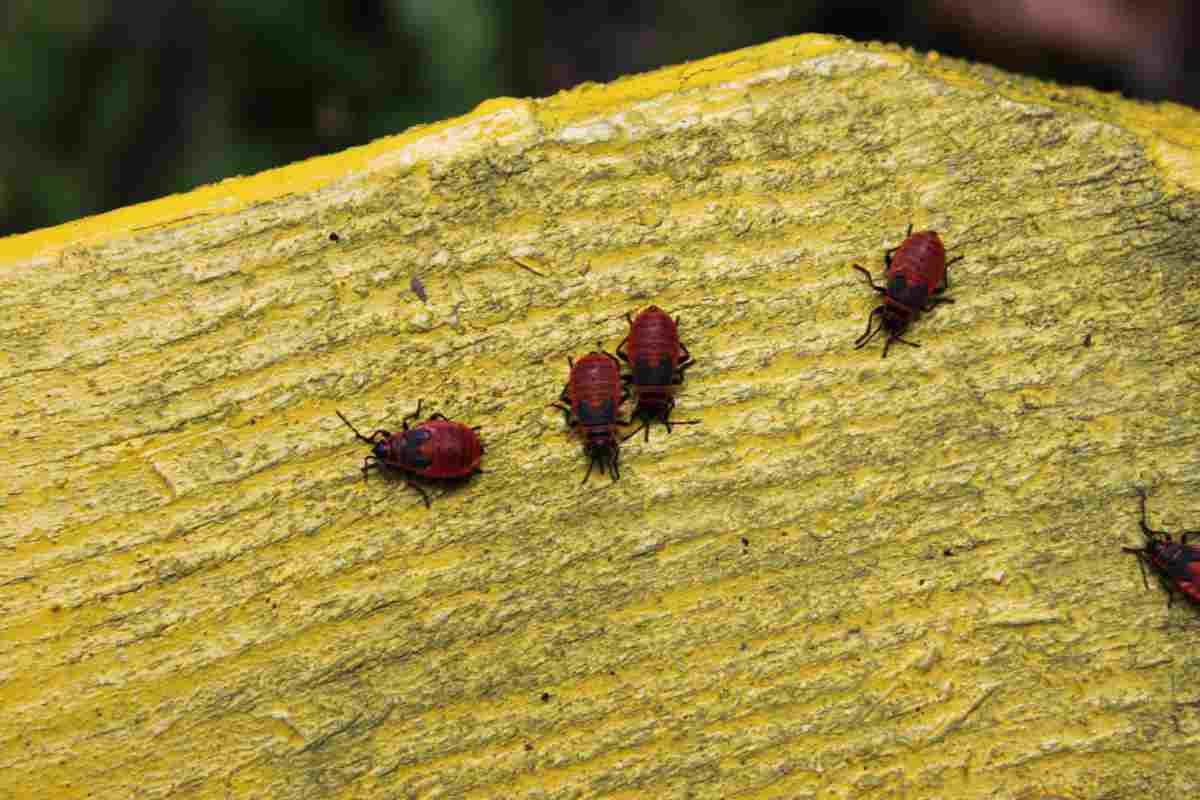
left=1123, top=487, right=1200, bottom=608
left=550, top=348, right=629, bottom=482
left=616, top=305, right=700, bottom=441
left=336, top=400, right=483, bottom=508
left=853, top=225, right=962, bottom=357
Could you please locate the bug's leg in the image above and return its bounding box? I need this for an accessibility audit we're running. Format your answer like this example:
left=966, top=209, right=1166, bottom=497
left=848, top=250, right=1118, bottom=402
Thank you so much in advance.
left=1126, top=549, right=1152, bottom=591
left=924, top=297, right=955, bottom=311
left=852, top=265, right=887, bottom=295
left=616, top=318, right=631, bottom=363
left=581, top=452, right=596, bottom=485
left=941, top=254, right=964, bottom=291
left=1137, top=487, right=1170, bottom=538
left=883, top=223, right=914, bottom=267
left=882, top=333, right=921, bottom=359
left=361, top=456, right=381, bottom=483
left=663, top=397, right=675, bottom=431
left=610, top=446, right=620, bottom=481
left=402, top=400, right=424, bottom=430
left=428, top=412, right=450, bottom=421
left=621, top=422, right=648, bottom=443
left=549, top=401, right=574, bottom=428
left=662, top=399, right=700, bottom=436
left=600, top=343, right=622, bottom=367
left=405, top=480, right=432, bottom=509
left=676, top=341, right=695, bottom=377
left=621, top=384, right=631, bottom=403
left=1180, top=530, right=1200, bottom=545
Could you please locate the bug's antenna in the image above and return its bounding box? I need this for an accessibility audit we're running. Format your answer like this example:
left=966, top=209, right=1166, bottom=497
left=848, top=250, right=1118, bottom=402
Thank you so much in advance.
left=336, top=410, right=376, bottom=445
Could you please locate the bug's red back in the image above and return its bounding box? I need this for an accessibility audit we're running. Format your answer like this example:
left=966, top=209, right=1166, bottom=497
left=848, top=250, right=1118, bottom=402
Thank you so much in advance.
left=627, top=306, right=681, bottom=388
left=888, top=230, right=946, bottom=293
left=410, top=420, right=483, bottom=478
left=569, top=352, right=623, bottom=429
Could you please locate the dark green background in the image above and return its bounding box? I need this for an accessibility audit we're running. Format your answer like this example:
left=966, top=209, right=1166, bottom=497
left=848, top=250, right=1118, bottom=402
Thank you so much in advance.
left=2, top=0, right=1195, bottom=237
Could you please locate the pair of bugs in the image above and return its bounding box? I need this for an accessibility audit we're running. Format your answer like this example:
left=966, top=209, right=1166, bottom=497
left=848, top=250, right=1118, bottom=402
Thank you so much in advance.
left=864, top=231, right=1199, bottom=612
left=551, top=305, right=696, bottom=483
left=332, top=305, right=696, bottom=502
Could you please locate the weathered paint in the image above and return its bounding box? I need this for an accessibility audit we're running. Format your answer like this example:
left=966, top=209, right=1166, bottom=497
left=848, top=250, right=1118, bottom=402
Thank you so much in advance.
left=1, top=34, right=1199, bottom=800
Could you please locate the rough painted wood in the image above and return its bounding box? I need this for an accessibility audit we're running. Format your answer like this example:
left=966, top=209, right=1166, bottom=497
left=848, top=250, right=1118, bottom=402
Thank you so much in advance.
left=1, top=34, right=1199, bottom=800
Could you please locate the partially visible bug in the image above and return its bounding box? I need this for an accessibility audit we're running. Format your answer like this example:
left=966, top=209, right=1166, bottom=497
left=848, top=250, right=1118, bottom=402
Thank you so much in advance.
left=853, top=225, right=962, bottom=357
left=616, top=305, right=700, bottom=441
left=550, top=348, right=629, bottom=483
left=336, top=400, right=483, bottom=508
left=1123, top=487, right=1200, bottom=608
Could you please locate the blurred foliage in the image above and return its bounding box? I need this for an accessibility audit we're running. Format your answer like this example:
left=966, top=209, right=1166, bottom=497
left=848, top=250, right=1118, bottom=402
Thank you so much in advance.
left=0, top=0, right=1193, bottom=236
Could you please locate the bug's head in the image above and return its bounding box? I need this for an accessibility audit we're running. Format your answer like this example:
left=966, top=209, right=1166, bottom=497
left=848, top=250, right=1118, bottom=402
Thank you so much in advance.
left=582, top=435, right=619, bottom=483
left=855, top=303, right=918, bottom=358
left=878, top=302, right=914, bottom=335
left=372, top=439, right=394, bottom=462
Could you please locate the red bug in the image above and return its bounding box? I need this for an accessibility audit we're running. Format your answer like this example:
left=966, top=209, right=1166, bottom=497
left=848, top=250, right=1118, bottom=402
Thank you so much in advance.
left=1123, top=487, right=1200, bottom=608
left=615, top=305, right=700, bottom=441
left=550, top=348, right=629, bottom=482
left=336, top=400, right=483, bottom=508
left=853, top=225, right=962, bottom=357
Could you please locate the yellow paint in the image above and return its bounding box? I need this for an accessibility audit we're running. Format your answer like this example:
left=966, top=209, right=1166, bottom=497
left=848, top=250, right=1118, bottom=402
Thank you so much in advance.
left=3, top=32, right=1200, bottom=800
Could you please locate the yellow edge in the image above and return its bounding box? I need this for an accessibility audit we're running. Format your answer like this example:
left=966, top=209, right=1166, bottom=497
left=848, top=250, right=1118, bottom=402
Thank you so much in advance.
left=2, top=33, right=1195, bottom=266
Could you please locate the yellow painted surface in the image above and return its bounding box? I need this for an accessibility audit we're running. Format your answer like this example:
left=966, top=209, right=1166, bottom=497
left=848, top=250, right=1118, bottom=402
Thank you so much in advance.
left=2, top=33, right=1200, bottom=800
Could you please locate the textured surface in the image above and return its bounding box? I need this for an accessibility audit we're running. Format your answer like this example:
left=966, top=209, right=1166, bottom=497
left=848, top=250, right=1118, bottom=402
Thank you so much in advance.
left=2, top=33, right=1200, bottom=800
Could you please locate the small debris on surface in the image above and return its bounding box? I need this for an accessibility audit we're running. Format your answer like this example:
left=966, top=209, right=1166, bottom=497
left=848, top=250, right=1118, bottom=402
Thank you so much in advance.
left=510, top=255, right=548, bottom=277
left=410, top=275, right=428, bottom=302
left=329, top=232, right=340, bottom=242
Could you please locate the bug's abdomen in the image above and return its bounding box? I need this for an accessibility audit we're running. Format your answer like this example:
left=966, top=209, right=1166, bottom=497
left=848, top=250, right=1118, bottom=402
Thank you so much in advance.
left=631, top=314, right=679, bottom=384
left=889, top=230, right=946, bottom=296
left=416, top=420, right=483, bottom=478
left=570, top=353, right=622, bottom=428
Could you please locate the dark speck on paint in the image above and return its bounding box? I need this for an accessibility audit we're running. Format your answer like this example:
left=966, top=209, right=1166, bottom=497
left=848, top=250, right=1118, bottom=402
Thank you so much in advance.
left=411, top=275, right=429, bottom=302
